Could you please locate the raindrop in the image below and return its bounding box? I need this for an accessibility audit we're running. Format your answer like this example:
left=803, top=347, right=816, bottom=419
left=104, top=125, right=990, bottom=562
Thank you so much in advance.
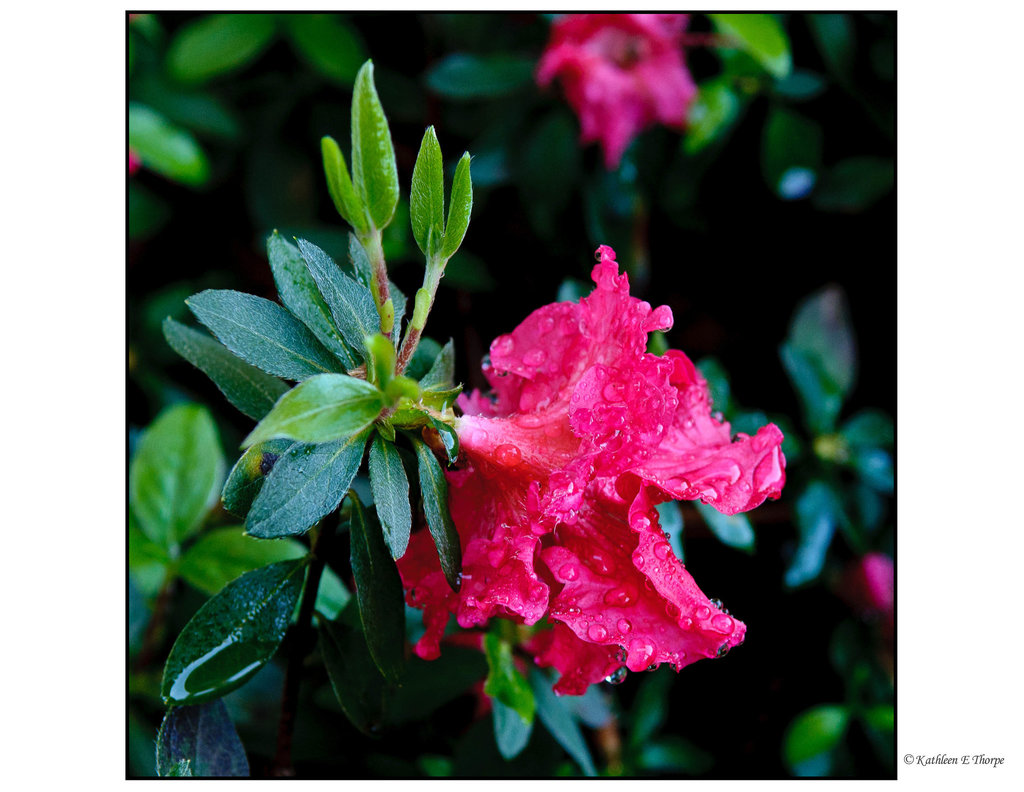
left=495, top=444, right=522, bottom=467
left=646, top=663, right=660, bottom=672
left=653, top=542, right=672, bottom=560
left=524, top=349, right=547, bottom=367
left=680, top=617, right=693, bottom=630
left=711, top=613, right=735, bottom=634
left=696, top=605, right=711, bottom=620
left=709, top=598, right=723, bottom=609
left=588, top=624, right=608, bottom=641
left=617, top=618, right=632, bottom=634
left=615, top=647, right=628, bottom=663
left=493, top=336, right=515, bottom=356
left=604, top=587, right=635, bottom=607
left=558, top=563, right=579, bottom=581
left=716, top=643, right=730, bottom=658
left=604, top=667, right=628, bottom=685
left=602, top=382, right=623, bottom=402
left=629, top=638, right=655, bottom=666
left=665, top=602, right=680, bottom=620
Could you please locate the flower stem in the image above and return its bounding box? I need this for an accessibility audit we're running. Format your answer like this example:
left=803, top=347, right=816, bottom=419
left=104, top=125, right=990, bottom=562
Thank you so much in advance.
left=360, top=231, right=393, bottom=336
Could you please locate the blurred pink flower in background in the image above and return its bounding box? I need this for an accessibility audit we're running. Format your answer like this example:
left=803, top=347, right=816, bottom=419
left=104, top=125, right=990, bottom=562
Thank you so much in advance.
left=841, top=552, right=894, bottom=632
left=129, top=150, right=142, bottom=176
left=537, top=13, right=698, bottom=169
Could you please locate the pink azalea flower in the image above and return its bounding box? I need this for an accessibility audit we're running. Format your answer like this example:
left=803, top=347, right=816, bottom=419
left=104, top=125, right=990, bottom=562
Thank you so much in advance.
left=536, top=14, right=698, bottom=169
left=841, top=552, right=894, bottom=626
left=129, top=150, right=142, bottom=176
left=399, top=245, right=786, bottom=694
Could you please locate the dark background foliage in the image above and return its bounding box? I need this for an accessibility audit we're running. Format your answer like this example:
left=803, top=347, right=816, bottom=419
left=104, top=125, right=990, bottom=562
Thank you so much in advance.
left=129, top=12, right=894, bottom=778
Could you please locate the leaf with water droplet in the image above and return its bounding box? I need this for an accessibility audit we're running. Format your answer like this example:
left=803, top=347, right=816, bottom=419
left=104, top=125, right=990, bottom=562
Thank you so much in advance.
left=410, top=436, right=462, bottom=591
left=161, top=559, right=306, bottom=706
left=156, top=698, right=249, bottom=777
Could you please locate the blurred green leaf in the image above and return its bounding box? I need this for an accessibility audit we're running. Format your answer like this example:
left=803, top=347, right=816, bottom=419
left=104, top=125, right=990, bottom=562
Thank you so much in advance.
left=785, top=481, right=843, bottom=587
left=710, top=13, right=792, bottom=78
left=441, top=152, right=473, bottom=261
left=315, top=565, right=352, bottom=619
left=696, top=502, right=755, bottom=552
left=268, top=232, right=358, bottom=369
left=684, top=78, right=741, bottom=155
left=132, top=75, right=242, bottom=140
left=774, top=69, right=827, bottom=101
left=129, top=515, right=170, bottom=598
left=166, top=13, right=276, bottom=84
left=130, top=404, right=224, bottom=549
left=841, top=410, right=893, bottom=448
left=129, top=182, right=171, bottom=239
left=128, top=103, right=210, bottom=186
left=656, top=501, right=684, bottom=561
left=319, top=611, right=387, bottom=735
left=807, top=14, right=855, bottom=83
left=411, top=436, right=463, bottom=590
left=628, top=667, right=674, bottom=747
left=222, top=439, right=295, bottom=518
left=443, top=250, right=496, bottom=292
left=762, top=106, right=822, bottom=200
left=519, top=111, right=580, bottom=237
left=530, top=669, right=597, bottom=777
left=493, top=698, right=533, bottom=760
left=163, top=318, right=290, bottom=421
left=244, top=374, right=383, bottom=446
left=484, top=632, right=535, bottom=725
left=813, top=157, right=894, bottom=213
left=425, top=54, right=534, bottom=99
left=352, top=60, right=399, bottom=230
left=850, top=447, right=893, bottom=493
left=863, top=704, right=893, bottom=733
left=784, top=705, right=850, bottom=768
left=285, top=14, right=366, bottom=85
left=186, top=290, right=341, bottom=381
left=368, top=434, right=412, bottom=559
left=637, top=736, right=713, bottom=774
left=697, top=357, right=732, bottom=415
left=156, top=699, right=249, bottom=777
left=246, top=430, right=371, bottom=538
left=349, top=492, right=406, bottom=682
left=162, top=559, right=306, bottom=705
left=178, top=526, right=308, bottom=595
left=411, top=126, right=445, bottom=259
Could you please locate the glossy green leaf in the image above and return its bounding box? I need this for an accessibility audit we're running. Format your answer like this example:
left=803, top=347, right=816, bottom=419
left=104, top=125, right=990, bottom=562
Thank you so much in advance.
left=441, top=152, right=472, bottom=261
left=267, top=232, right=358, bottom=369
left=368, top=434, right=412, bottom=559
left=696, top=502, right=755, bottom=552
left=156, top=699, right=249, bottom=777
left=348, top=493, right=406, bottom=682
left=285, top=14, right=366, bottom=85
left=419, top=339, right=455, bottom=390
left=785, top=482, right=842, bottom=588
left=411, top=126, right=445, bottom=258
left=161, top=559, right=306, bottom=705
left=428, top=417, right=460, bottom=466
left=186, top=290, right=340, bottom=381
left=128, top=103, right=210, bottom=186
left=178, top=526, right=308, bottom=595
left=530, top=668, right=597, bottom=777
left=762, top=106, right=822, bottom=200
left=321, top=136, right=367, bottom=235
left=425, top=54, right=534, bottom=99
left=244, top=374, right=383, bottom=447
left=784, top=705, right=850, bottom=767
left=130, top=404, right=224, bottom=549
left=163, top=319, right=289, bottom=420
left=493, top=698, right=533, bottom=760
left=419, top=385, right=463, bottom=414
left=411, top=437, right=462, bottom=591
left=684, top=79, right=741, bottom=155
left=222, top=439, right=295, bottom=518
left=296, top=238, right=380, bottom=360
left=351, top=60, right=399, bottom=230
left=166, top=13, right=276, bottom=84
left=710, top=13, right=791, bottom=78
left=484, top=632, right=535, bottom=725
left=813, top=157, right=894, bottom=213
left=319, top=612, right=387, bottom=735
left=246, top=429, right=371, bottom=538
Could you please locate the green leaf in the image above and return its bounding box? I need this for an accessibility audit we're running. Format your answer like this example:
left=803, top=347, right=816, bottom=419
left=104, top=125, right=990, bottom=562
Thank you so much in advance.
left=628, top=667, right=674, bottom=748
left=656, top=501, right=685, bottom=562
left=696, top=357, right=732, bottom=416
left=319, top=612, right=387, bottom=735
left=493, top=698, right=533, bottom=760
left=163, top=319, right=289, bottom=421
left=785, top=482, right=842, bottom=587
left=784, top=705, right=850, bottom=767
left=222, top=439, right=295, bottom=518
left=483, top=632, right=535, bottom=725
left=411, top=437, right=462, bottom=590
left=840, top=410, right=894, bottom=448
left=267, top=232, right=358, bottom=369
left=812, top=157, right=894, bottom=213
left=637, top=736, right=712, bottom=774
left=441, top=153, right=472, bottom=261
left=850, top=447, right=893, bottom=493
left=774, top=69, right=827, bottom=101
left=709, top=13, right=791, bottom=78
left=129, top=516, right=171, bottom=598
left=186, top=290, right=341, bottom=381
left=411, top=126, right=445, bottom=258
left=129, top=181, right=170, bottom=239
left=321, top=136, right=368, bottom=235
left=695, top=502, right=755, bottom=552
left=166, top=13, right=276, bottom=84
left=244, top=373, right=384, bottom=446
left=807, top=14, right=855, bottom=83
left=178, top=526, right=308, bottom=596
left=684, top=79, right=741, bottom=155
left=246, top=430, right=371, bottom=538
left=780, top=344, right=844, bottom=435
left=385, top=646, right=488, bottom=724
left=428, top=417, right=460, bottom=466
left=365, top=334, right=396, bottom=389
left=348, top=233, right=374, bottom=289
left=404, top=336, right=442, bottom=380
left=285, top=14, right=366, bottom=85
left=296, top=238, right=380, bottom=360
left=315, top=565, right=352, bottom=619
left=762, top=106, right=822, bottom=200
left=130, top=404, right=224, bottom=549
left=161, top=559, right=306, bottom=705
left=128, top=103, right=210, bottom=186
left=156, top=699, right=248, bottom=777
left=368, top=434, right=412, bottom=559
left=351, top=60, right=399, bottom=230
left=425, top=54, right=534, bottom=99
left=348, top=493, right=406, bottom=682
left=529, top=669, right=597, bottom=777
left=419, top=339, right=455, bottom=390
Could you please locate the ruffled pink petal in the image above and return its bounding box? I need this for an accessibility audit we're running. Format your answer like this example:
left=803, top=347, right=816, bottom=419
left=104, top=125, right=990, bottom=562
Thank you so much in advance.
left=531, top=621, right=622, bottom=696
left=397, top=529, right=456, bottom=660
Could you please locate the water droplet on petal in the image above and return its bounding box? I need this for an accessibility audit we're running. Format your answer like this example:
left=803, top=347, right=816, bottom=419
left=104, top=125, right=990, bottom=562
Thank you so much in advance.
left=716, top=643, right=730, bottom=658
left=653, top=542, right=672, bottom=560
left=604, top=586, right=636, bottom=607
left=680, top=617, right=693, bottom=630
left=604, top=666, right=628, bottom=685
left=617, top=618, right=632, bottom=634
left=629, top=638, right=655, bottom=667
left=524, top=348, right=547, bottom=367
left=709, top=598, right=723, bottom=609
left=495, top=443, right=522, bottom=467
left=665, top=602, right=680, bottom=620
left=588, top=624, right=608, bottom=641
left=696, top=605, right=711, bottom=620
left=631, top=551, right=645, bottom=569
left=559, top=563, right=579, bottom=581
left=493, top=336, right=514, bottom=356
left=711, top=613, right=735, bottom=634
